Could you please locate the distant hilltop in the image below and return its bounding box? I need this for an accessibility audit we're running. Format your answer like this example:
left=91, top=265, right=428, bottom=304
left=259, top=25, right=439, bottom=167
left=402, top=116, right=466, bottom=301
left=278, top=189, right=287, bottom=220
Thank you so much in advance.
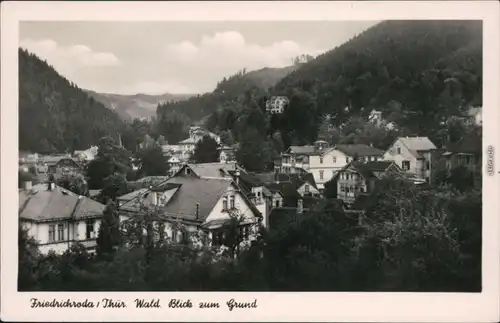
left=84, top=90, right=195, bottom=121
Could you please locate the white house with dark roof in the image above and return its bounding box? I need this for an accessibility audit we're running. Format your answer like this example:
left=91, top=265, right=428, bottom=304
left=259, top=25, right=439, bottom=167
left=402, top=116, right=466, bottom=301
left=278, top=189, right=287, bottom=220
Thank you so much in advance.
left=383, top=136, right=437, bottom=182
left=117, top=169, right=262, bottom=248
left=19, top=181, right=106, bottom=254
left=281, top=141, right=385, bottom=190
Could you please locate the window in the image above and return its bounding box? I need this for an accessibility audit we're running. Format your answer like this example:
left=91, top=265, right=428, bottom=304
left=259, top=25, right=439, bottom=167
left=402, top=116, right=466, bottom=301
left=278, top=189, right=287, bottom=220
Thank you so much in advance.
left=319, top=170, right=324, bottom=180
left=57, top=224, right=64, bottom=241
left=48, top=224, right=56, bottom=243
left=86, top=219, right=94, bottom=239
left=212, top=231, right=224, bottom=246
left=402, top=160, right=410, bottom=170
left=275, top=199, right=280, bottom=208
left=346, top=157, right=350, bottom=163
left=229, top=195, right=235, bottom=209
left=172, top=230, right=178, bottom=243
left=257, top=191, right=261, bottom=197
left=332, top=156, right=336, bottom=163
left=426, top=161, right=430, bottom=170
left=396, top=147, right=401, bottom=154
left=222, top=196, right=228, bottom=210
left=320, top=157, right=323, bottom=164
left=305, top=184, right=310, bottom=193
left=239, top=226, right=250, bottom=240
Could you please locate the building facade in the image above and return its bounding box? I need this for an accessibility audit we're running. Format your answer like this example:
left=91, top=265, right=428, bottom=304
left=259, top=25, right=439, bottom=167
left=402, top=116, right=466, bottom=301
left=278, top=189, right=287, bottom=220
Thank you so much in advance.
left=117, top=171, right=262, bottom=248
left=383, top=137, right=437, bottom=183
left=19, top=181, right=105, bottom=254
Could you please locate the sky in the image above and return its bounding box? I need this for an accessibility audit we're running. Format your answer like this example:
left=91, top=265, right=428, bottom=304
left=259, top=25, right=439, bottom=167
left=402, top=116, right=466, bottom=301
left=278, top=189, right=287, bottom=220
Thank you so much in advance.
left=19, top=21, right=377, bottom=95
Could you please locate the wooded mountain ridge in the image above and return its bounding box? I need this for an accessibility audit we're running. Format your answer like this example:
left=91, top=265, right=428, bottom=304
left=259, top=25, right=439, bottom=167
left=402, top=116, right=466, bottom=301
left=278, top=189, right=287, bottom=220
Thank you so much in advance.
left=160, top=20, right=482, bottom=145
left=19, top=48, right=125, bottom=153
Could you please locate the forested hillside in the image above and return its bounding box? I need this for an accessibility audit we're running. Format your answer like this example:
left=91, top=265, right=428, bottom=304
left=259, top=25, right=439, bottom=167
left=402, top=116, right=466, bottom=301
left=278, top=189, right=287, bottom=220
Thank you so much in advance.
left=156, top=64, right=301, bottom=123
left=272, top=20, right=482, bottom=133
left=156, top=21, right=481, bottom=153
left=85, top=90, right=193, bottom=121
left=19, top=49, right=125, bottom=153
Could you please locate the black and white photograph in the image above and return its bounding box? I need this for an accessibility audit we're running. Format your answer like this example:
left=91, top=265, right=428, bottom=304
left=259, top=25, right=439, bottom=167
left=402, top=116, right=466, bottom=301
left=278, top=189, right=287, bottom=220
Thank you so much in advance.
left=2, top=1, right=499, bottom=322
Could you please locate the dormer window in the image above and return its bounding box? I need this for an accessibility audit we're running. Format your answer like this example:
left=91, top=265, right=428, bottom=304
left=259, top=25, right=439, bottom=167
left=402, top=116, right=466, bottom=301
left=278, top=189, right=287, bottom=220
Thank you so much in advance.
left=222, top=196, right=228, bottom=210
left=229, top=195, right=235, bottom=209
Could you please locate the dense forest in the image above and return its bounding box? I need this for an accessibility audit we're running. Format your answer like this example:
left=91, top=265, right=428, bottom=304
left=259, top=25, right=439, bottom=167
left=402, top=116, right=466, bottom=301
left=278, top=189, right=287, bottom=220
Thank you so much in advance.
left=272, top=20, right=482, bottom=132
left=155, top=20, right=482, bottom=155
left=19, top=49, right=125, bottom=153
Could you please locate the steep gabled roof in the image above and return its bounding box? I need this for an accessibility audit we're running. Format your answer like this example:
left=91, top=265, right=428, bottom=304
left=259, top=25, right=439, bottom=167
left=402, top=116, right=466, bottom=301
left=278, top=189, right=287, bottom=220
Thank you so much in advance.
left=161, top=176, right=233, bottom=222
left=118, top=175, right=262, bottom=223
left=179, top=162, right=244, bottom=179
left=19, top=184, right=105, bottom=222
left=286, top=145, right=316, bottom=155
left=338, top=160, right=399, bottom=180
left=334, top=144, right=384, bottom=157
left=398, top=136, right=437, bottom=156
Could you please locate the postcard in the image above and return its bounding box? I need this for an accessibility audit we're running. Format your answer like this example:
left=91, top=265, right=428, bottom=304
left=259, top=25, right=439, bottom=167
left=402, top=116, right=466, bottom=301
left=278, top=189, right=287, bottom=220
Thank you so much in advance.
left=1, top=1, right=499, bottom=322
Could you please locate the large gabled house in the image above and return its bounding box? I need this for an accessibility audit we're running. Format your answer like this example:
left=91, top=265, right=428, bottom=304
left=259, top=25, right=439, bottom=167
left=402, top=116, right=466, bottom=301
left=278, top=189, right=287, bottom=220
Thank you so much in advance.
left=117, top=169, right=263, bottom=248
left=383, top=136, right=437, bottom=183
left=19, top=180, right=106, bottom=254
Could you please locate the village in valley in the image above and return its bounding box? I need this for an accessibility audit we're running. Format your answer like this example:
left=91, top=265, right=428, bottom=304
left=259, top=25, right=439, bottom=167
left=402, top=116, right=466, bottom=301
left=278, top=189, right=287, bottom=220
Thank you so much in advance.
left=17, top=20, right=483, bottom=292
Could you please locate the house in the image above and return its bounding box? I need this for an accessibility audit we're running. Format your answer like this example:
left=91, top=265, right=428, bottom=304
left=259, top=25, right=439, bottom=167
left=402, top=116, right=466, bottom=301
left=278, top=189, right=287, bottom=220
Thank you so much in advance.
left=383, top=136, right=437, bottom=183
left=117, top=172, right=262, bottom=248
left=441, top=131, right=482, bottom=172
left=188, top=126, right=221, bottom=144
left=161, top=144, right=189, bottom=164
left=227, top=172, right=273, bottom=228
left=265, top=96, right=289, bottom=114
left=335, top=160, right=401, bottom=205
left=128, top=176, right=171, bottom=191
left=73, top=146, right=98, bottom=163
left=466, top=106, right=482, bottom=126
left=19, top=181, right=106, bottom=254
left=19, top=151, right=39, bottom=164
left=281, top=141, right=385, bottom=190
left=39, top=155, right=82, bottom=177
left=218, top=145, right=236, bottom=163
left=167, top=156, right=182, bottom=175
left=174, top=127, right=221, bottom=162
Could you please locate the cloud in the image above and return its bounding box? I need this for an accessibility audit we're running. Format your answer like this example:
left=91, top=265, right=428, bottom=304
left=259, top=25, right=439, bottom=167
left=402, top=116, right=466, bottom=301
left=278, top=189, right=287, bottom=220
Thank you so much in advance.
left=164, top=31, right=325, bottom=80
left=20, top=38, right=121, bottom=68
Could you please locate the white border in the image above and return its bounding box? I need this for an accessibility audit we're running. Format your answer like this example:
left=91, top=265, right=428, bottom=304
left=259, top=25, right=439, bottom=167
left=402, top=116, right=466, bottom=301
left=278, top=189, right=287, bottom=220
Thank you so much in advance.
left=2, top=1, right=499, bottom=322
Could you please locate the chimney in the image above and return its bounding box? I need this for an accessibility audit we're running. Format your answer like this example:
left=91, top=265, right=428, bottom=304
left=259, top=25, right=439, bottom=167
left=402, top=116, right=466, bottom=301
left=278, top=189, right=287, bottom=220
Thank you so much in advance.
left=235, top=170, right=240, bottom=184
left=297, top=198, right=303, bottom=215
left=23, top=180, right=32, bottom=191
left=196, top=203, right=200, bottom=220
